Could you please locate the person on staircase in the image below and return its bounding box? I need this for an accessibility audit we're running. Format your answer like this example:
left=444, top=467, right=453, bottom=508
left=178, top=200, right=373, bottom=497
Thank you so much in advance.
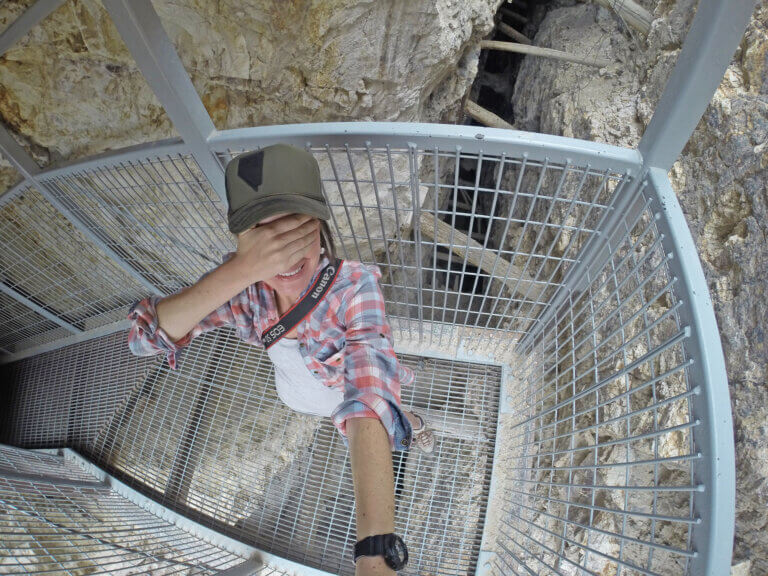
left=127, top=143, right=434, bottom=575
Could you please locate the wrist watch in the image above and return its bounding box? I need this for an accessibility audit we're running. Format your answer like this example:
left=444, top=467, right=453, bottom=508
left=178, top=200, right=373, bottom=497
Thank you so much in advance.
left=354, top=533, right=408, bottom=570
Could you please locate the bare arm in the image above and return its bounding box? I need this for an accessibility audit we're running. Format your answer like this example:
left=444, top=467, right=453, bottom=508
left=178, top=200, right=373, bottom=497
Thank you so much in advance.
left=156, top=257, right=251, bottom=342
left=156, top=215, right=319, bottom=341
left=348, top=418, right=397, bottom=576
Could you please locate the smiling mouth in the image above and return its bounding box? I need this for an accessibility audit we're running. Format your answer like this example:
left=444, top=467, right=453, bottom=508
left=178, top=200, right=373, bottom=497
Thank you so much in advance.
left=277, top=262, right=305, bottom=279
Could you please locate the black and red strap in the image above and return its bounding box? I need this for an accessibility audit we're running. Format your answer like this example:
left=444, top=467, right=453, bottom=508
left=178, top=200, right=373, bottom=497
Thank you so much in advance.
left=261, top=258, right=343, bottom=349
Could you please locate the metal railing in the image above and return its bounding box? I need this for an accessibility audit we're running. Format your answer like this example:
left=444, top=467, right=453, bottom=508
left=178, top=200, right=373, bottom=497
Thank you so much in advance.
left=0, top=444, right=331, bottom=576
left=0, top=127, right=731, bottom=576
left=0, top=0, right=756, bottom=574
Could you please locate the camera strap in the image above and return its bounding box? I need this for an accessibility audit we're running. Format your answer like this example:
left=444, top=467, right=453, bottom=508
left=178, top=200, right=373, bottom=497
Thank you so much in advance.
left=261, top=258, right=343, bottom=349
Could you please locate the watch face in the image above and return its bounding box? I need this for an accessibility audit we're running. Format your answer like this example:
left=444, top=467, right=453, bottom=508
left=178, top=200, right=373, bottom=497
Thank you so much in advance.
left=384, top=534, right=408, bottom=570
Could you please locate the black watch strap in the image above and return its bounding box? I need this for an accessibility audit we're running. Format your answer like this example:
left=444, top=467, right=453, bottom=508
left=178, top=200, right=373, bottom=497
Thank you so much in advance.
left=354, top=534, right=386, bottom=560
left=354, top=533, right=408, bottom=570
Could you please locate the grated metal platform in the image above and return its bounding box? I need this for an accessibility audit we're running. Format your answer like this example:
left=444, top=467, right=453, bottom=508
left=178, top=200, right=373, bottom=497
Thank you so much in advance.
left=0, top=445, right=248, bottom=575
left=2, top=330, right=501, bottom=576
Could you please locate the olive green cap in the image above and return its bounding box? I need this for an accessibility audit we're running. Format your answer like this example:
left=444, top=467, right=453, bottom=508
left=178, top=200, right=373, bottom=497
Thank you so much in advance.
left=225, top=144, right=330, bottom=234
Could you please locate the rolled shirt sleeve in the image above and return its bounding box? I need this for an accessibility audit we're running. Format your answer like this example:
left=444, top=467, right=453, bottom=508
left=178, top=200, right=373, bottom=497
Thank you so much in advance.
left=127, top=280, right=240, bottom=370
left=331, top=267, right=413, bottom=451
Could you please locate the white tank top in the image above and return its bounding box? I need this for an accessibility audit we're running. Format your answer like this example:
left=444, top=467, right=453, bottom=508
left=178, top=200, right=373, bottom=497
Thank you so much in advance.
left=266, top=338, right=344, bottom=418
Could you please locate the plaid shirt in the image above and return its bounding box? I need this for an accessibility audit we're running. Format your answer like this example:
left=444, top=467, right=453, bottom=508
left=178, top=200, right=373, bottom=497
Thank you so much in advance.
left=127, top=255, right=414, bottom=451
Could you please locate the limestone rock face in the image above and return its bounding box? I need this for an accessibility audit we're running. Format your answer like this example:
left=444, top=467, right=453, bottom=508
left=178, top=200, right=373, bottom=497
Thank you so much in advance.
left=511, top=0, right=768, bottom=571
left=512, top=2, right=643, bottom=146
left=0, top=0, right=177, bottom=174
left=153, top=0, right=496, bottom=128
left=0, top=0, right=501, bottom=196
left=674, top=71, right=768, bottom=575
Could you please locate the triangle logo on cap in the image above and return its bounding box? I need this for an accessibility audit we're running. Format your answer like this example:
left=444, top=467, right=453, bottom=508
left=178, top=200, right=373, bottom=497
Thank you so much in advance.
left=238, top=150, right=264, bottom=191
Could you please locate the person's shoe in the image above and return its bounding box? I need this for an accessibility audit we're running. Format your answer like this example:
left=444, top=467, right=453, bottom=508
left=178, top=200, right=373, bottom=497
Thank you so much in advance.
left=410, top=412, right=435, bottom=454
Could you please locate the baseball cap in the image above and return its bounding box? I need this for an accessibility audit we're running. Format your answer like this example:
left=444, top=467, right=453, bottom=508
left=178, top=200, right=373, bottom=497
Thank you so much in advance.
left=225, top=144, right=330, bottom=234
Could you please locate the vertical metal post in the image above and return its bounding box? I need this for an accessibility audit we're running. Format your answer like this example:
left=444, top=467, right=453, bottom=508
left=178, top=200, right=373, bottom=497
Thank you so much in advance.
left=408, top=144, right=424, bottom=340
left=0, top=125, right=164, bottom=296
left=638, top=0, right=758, bottom=170
left=102, top=0, right=227, bottom=202
left=646, top=167, right=735, bottom=576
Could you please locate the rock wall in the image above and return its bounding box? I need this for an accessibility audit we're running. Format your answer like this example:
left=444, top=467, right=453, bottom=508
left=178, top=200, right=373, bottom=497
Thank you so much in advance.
left=0, top=0, right=177, bottom=176
left=1, top=0, right=765, bottom=571
left=511, top=1, right=767, bottom=572
left=0, top=0, right=501, bottom=194
left=152, top=0, right=493, bottom=128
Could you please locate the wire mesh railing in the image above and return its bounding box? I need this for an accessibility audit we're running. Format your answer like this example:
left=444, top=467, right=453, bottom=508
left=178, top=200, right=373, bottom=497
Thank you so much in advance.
left=211, top=130, right=636, bottom=361
left=2, top=332, right=156, bottom=450
left=0, top=444, right=322, bottom=575
left=0, top=291, right=70, bottom=354
left=38, top=149, right=234, bottom=296
left=491, top=185, right=698, bottom=575
left=0, top=125, right=732, bottom=575
left=0, top=0, right=751, bottom=572
left=0, top=445, right=96, bottom=482
left=0, top=0, right=753, bottom=570
left=0, top=185, right=149, bottom=353
left=0, top=128, right=640, bottom=362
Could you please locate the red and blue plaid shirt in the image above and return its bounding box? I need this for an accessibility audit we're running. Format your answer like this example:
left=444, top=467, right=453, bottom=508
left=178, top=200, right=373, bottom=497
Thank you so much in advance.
left=127, top=255, right=415, bottom=451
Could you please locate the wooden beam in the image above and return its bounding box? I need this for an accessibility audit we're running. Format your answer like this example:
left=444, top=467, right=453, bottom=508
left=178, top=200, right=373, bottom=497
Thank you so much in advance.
left=500, top=6, right=528, bottom=26
left=417, top=406, right=487, bottom=442
left=497, top=21, right=532, bottom=45
left=591, top=0, right=652, bottom=35
left=463, top=100, right=515, bottom=130
left=480, top=40, right=612, bottom=68
left=419, top=212, right=545, bottom=301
